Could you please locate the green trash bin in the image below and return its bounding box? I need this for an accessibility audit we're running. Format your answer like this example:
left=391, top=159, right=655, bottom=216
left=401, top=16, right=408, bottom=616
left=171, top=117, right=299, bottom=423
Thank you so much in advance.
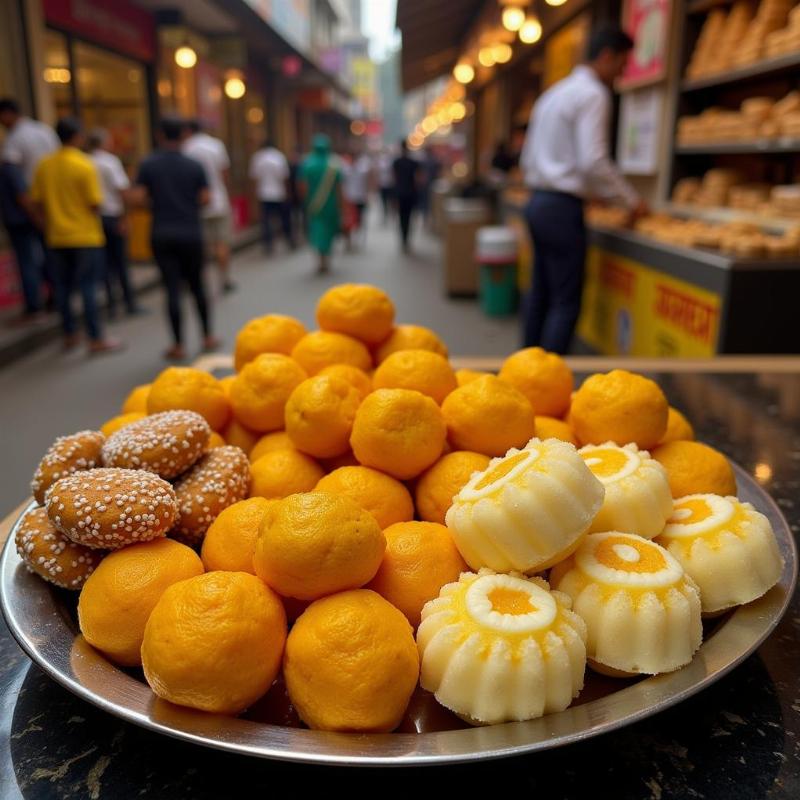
left=476, top=227, right=519, bottom=316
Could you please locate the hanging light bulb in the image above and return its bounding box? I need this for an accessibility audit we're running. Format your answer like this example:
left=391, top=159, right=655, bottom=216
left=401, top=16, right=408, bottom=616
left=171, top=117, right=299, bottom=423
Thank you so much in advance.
left=453, top=61, right=475, bottom=84
left=493, top=43, right=513, bottom=64
left=519, top=15, right=543, bottom=44
left=174, top=45, right=197, bottom=69
left=546, top=0, right=568, bottom=6
left=502, top=6, right=526, bottom=31
left=224, top=70, right=246, bottom=99
left=478, top=47, right=496, bottom=67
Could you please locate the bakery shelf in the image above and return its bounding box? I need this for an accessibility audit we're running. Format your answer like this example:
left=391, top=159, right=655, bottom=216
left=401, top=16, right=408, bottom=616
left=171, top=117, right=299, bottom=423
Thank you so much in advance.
left=666, top=202, right=800, bottom=233
left=682, top=50, right=800, bottom=92
left=675, top=139, right=800, bottom=155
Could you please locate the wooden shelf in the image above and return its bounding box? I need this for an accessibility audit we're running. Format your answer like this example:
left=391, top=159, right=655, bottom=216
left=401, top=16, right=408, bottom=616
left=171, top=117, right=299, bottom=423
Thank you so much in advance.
left=675, top=139, right=800, bottom=155
left=666, top=203, right=800, bottom=233
left=682, top=50, right=800, bottom=92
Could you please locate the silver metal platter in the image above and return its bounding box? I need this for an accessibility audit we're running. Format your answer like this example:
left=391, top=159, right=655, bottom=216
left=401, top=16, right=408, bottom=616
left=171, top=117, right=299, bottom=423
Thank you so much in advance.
left=1, top=463, right=796, bottom=767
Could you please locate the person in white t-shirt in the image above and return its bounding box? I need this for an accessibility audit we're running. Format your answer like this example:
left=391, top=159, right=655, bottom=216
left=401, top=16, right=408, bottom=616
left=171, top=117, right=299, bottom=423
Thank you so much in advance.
left=182, top=119, right=235, bottom=292
left=249, top=140, right=295, bottom=253
left=88, top=128, right=140, bottom=317
left=342, top=149, right=373, bottom=245
left=0, top=98, right=58, bottom=183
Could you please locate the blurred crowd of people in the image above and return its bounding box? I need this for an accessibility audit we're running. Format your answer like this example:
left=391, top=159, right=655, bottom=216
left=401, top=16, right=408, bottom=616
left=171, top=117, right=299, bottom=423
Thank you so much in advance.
left=0, top=97, right=447, bottom=360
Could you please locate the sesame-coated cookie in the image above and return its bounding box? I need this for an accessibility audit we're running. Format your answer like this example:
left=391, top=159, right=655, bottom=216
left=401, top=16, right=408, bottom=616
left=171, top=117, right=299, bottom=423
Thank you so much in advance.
left=31, top=430, right=105, bottom=505
left=15, top=506, right=105, bottom=590
left=172, top=446, right=251, bottom=546
left=46, top=468, right=178, bottom=550
left=102, top=410, right=210, bottom=479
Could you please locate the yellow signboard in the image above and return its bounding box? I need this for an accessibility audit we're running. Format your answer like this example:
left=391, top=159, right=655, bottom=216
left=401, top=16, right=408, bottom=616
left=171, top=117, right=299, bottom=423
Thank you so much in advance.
left=577, top=246, right=721, bottom=356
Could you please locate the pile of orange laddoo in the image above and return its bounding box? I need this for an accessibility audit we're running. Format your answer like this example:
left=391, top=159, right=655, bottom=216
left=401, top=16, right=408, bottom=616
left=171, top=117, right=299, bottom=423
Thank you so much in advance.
left=17, top=282, right=775, bottom=735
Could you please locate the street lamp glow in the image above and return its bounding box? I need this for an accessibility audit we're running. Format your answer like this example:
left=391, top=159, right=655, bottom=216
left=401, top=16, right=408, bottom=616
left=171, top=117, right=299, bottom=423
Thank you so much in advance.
left=450, top=101, right=466, bottom=121
left=502, top=6, right=526, bottom=32
left=478, top=47, right=496, bottom=67
left=453, top=62, right=475, bottom=84
left=224, top=73, right=246, bottom=99
left=174, top=45, right=197, bottom=69
left=493, top=43, right=513, bottom=64
left=519, top=16, right=543, bottom=44
left=546, top=0, right=568, bottom=6
left=421, top=116, right=438, bottom=134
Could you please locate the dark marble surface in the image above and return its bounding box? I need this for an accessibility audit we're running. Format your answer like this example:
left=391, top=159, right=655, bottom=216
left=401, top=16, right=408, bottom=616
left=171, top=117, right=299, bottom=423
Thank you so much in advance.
left=1, top=371, right=799, bottom=799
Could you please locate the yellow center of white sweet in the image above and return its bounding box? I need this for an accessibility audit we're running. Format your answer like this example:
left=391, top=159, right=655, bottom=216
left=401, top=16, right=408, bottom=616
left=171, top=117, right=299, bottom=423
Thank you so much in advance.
left=577, top=532, right=683, bottom=588
left=580, top=445, right=640, bottom=484
left=460, top=446, right=541, bottom=500
left=465, top=573, right=556, bottom=633
left=661, top=494, right=735, bottom=539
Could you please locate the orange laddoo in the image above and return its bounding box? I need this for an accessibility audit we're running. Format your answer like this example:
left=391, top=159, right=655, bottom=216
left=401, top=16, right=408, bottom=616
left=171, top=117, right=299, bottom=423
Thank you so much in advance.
left=221, top=417, right=259, bottom=456
left=219, top=374, right=236, bottom=397
left=234, top=314, right=307, bottom=371
left=315, top=465, right=414, bottom=529
left=283, top=589, right=419, bottom=731
left=77, top=539, right=203, bottom=666
left=652, top=440, right=736, bottom=498
left=534, top=415, right=579, bottom=445
left=250, top=431, right=297, bottom=463
left=284, top=375, right=362, bottom=458
left=499, top=347, right=573, bottom=417
left=660, top=407, right=696, bottom=444
left=455, top=368, right=488, bottom=387
left=316, top=283, right=395, bottom=344
left=100, top=412, right=146, bottom=438
left=415, top=450, right=492, bottom=525
left=372, top=349, right=457, bottom=404
left=249, top=449, right=324, bottom=499
left=201, top=497, right=276, bottom=573
left=229, top=353, right=307, bottom=433
left=570, top=369, right=669, bottom=449
left=290, top=330, right=372, bottom=375
left=318, top=363, right=373, bottom=399
left=367, top=521, right=467, bottom=627
left=147, top=367, right=230, bottom=431
left=207, top=431, right=226, bottom=448
left=350, top=388, right=446, bottom=480
left=121, top=383, right=150, bottom=414
left=373, top=324, right=448, bottom=364
left=253, top=492, right=385, bottom=601
left=440, top=375, right=535, bottom=456
left=142, top=571, right=287, bottom=715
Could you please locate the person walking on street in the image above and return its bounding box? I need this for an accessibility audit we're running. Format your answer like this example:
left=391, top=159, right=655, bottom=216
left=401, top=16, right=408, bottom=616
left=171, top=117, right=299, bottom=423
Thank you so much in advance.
left=519, top=25, right=646, bottom=355
left=133, top=116, right=217, bottom=361
left=377, top=148, right=395, bottom=223
left=30, top=117, right=122, bottom=355
left=0, top=98, right=58, bottom=183
left=299, top=134, right=342, bottom=274
left=342, top=148, right=372, bottom=248
left=182, top=119, right=235, bottom=293
left=88, top=129, right=140, bottom=318
left=249, top=140, right=294, bottom=253
left=392, top=139, right=419, bottom=253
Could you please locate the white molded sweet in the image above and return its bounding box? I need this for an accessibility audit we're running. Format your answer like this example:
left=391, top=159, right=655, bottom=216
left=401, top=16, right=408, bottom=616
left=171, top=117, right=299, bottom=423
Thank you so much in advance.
left=550, top=532, right=702, bottom=675
left=445, top=438, right=604, bottom=573
left=656, top=493, right=784, bottom=614
left=579, top=443, right=673, bottom=539
left=417, top=570, right=587, bottom=724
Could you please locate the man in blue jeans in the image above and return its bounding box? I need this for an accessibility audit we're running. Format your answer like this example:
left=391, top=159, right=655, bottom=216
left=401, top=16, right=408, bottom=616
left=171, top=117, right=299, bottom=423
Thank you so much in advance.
left=30, top=117, right=122, bottom=354
left=519, top=25, right=646, bottom=354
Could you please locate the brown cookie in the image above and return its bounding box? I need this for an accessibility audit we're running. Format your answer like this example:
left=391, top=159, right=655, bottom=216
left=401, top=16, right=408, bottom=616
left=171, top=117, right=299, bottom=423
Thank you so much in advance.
left=15, top=505, right=106, bottom=590
left=102, top=410, right=210, bottom=479
left=46, top=468, right=177, bottom=550
left=31, top=430, right=105, bottom=505
left=172, top=446, right=250, bottom=546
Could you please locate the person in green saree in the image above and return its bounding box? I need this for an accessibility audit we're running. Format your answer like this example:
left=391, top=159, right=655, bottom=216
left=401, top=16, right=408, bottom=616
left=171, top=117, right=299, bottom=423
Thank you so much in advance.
left=299, top=134, right=342, bottom=274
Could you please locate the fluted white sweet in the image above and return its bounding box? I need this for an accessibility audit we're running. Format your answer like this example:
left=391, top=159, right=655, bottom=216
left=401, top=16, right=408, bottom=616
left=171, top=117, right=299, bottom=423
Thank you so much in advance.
left=656, top=494, right=784, bottom=614
left=417, top=570, right=587, bottom=724
left=445, top=438, right=604, bottom=573
left=579, top=443, right=673, bottom=539
left=550, top=532, right=702, bottom=675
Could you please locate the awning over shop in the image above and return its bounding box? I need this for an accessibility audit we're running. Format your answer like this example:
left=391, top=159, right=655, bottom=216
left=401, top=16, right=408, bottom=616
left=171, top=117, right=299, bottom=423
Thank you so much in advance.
left=396, top=0, right=486, bottom=91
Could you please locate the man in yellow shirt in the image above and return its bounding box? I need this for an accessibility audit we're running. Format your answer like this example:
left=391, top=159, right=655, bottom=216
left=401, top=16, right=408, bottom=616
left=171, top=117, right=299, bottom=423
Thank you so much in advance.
left=30, top=117, right=122, bottom=354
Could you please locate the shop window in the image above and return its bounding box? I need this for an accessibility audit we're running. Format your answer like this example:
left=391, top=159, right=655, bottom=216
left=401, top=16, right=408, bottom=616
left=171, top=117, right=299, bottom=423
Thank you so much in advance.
left=73, top=42, right=149, bottom=169
left=43, top=30, right=73, bottom=119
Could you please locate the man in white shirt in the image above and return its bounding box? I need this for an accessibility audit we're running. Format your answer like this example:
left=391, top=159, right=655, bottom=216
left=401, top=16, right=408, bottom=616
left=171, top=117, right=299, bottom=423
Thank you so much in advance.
left=0, top=98, right=59, bottom=183
left=88, top=129, right=140, bottom=317
left=182, top=119, right=235, bottom=292
left=249, top=140, right=295, bottom=252
left=342, top=149, right=373, bottom=246
left=519, top=25, right=645, bottom=354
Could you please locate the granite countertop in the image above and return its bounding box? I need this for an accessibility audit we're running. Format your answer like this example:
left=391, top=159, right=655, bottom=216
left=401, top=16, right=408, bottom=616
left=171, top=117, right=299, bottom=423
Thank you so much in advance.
left=1, top=371, right=798, bottom=799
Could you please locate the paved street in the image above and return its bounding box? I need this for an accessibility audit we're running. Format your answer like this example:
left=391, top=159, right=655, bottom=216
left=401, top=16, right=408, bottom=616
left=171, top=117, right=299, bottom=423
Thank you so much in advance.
left=1, top=212, right=519, bottom=515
